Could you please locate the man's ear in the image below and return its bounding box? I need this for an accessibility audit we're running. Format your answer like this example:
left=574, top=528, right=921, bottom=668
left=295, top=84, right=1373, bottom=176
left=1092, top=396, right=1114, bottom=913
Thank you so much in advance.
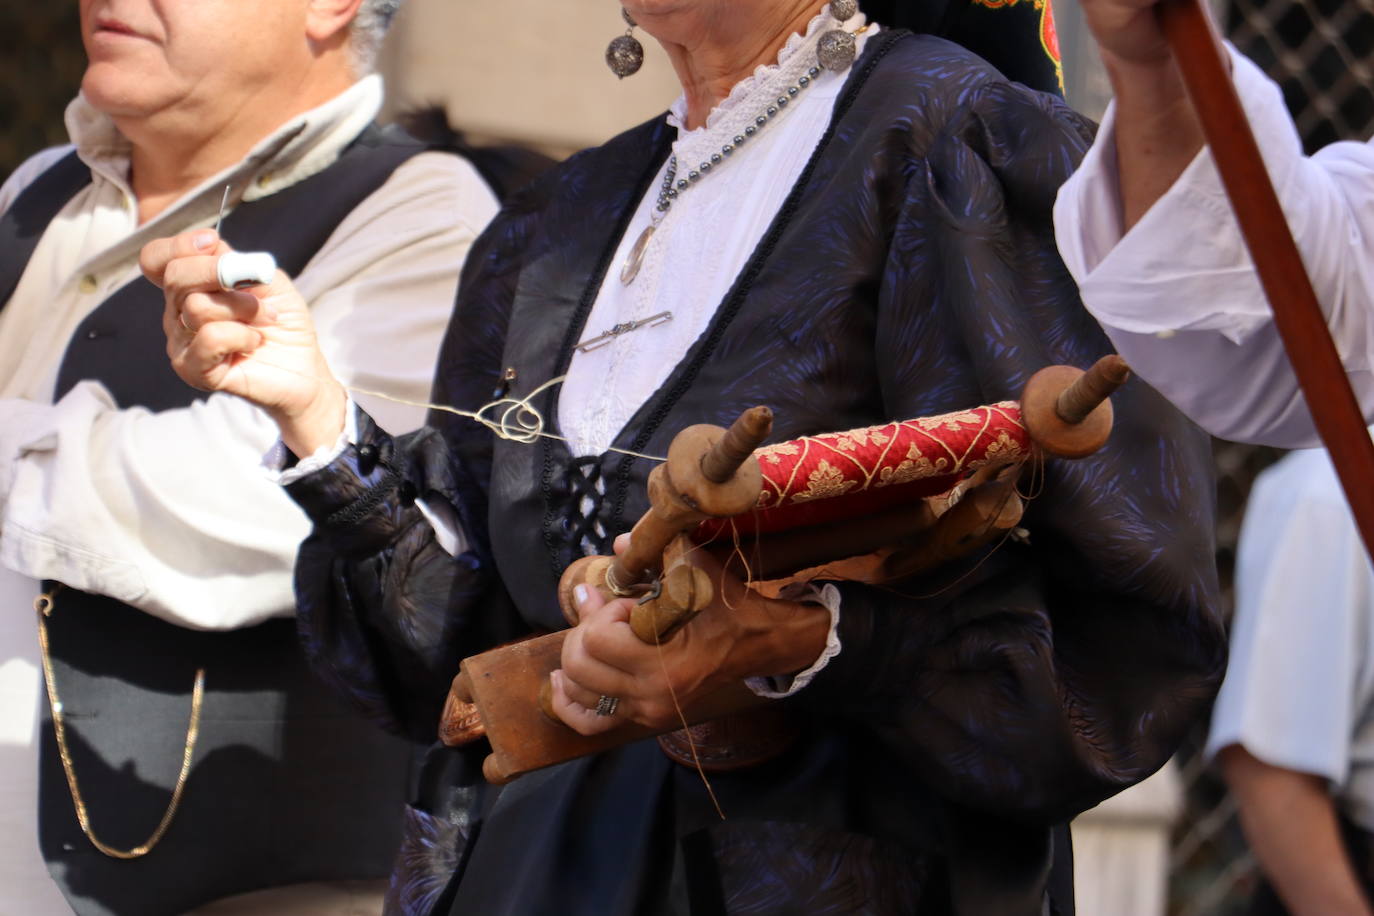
left=305, top=0, right=365, bottom=46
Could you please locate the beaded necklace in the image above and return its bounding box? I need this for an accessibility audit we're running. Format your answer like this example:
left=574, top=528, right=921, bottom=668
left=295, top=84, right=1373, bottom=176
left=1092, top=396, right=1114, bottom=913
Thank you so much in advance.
left=619, top=6, right=866, bottom=285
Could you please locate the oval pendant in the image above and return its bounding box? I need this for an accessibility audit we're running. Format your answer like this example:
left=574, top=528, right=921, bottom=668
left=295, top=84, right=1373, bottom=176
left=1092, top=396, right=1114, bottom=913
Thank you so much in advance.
left=620, top=224, right=656, bottom=285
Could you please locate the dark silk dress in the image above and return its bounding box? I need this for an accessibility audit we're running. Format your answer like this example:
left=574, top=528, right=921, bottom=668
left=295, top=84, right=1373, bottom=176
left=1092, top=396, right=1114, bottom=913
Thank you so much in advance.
left=285, top=31, right=1226, bottom=916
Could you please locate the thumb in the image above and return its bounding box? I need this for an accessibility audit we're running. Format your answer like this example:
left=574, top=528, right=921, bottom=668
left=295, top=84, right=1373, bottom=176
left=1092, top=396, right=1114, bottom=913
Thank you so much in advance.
left=228, top=263, right=306, bottom=328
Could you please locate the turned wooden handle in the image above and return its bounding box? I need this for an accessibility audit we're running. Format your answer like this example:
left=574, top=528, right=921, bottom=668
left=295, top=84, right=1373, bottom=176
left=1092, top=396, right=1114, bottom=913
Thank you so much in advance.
left=607, top=407, right=773, bottom=592
left=1056, top=355, right=1131, bottom=425
left=700, top=406, right=774, bottom=484
left=1021, top=357, right=1127, bottom=459
left=608, top=494, right=687, bottom=593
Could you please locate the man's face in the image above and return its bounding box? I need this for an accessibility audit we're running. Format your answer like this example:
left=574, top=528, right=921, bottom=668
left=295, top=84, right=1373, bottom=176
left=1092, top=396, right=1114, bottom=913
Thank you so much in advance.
left=79, top=0, right=310, bottom=123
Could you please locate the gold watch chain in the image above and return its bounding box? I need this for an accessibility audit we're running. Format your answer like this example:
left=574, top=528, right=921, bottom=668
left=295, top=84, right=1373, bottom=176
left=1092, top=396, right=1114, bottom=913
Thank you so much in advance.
left=35, top=585, right=205, bottom=859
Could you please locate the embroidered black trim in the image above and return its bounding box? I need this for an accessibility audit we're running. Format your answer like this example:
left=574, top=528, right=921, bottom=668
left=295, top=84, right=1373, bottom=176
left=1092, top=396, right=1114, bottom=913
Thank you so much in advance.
left=537, top=119, right=678, bottom=580
left=324, top=469, right=400, bottom=530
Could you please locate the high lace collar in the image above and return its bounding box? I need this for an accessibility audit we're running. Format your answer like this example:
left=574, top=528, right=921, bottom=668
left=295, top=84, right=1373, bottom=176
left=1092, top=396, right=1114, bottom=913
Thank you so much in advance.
left=665, top=7, right=868, bottom=137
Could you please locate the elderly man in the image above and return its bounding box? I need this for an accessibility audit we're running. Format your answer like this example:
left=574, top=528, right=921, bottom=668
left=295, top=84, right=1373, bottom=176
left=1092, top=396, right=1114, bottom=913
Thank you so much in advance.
left=1052, top=0, right=1374, bottom=448
left=0, top=1, right=497, bottom=914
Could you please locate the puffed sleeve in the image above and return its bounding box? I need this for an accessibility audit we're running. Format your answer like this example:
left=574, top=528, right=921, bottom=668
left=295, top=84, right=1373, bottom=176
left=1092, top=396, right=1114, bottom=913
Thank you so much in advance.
left=286, top=194, right=540, bottom=742
left=800, top=81, right=1227, bottom=822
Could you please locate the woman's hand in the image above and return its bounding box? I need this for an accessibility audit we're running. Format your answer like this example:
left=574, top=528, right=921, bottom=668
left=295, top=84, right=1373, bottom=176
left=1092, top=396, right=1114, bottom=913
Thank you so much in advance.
left=141, top=229, right=347, bottom=456
left=549, top=536, right=832, bottom=736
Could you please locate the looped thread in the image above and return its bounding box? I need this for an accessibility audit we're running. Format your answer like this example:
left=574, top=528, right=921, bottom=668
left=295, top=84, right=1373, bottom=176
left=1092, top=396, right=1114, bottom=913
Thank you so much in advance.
left=341, top=373, right=668, bottom=464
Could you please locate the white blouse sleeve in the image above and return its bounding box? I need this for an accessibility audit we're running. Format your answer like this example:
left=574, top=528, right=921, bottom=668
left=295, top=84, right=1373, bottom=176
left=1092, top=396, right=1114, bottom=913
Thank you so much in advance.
left=1053, top=46, right=1374, bottom=448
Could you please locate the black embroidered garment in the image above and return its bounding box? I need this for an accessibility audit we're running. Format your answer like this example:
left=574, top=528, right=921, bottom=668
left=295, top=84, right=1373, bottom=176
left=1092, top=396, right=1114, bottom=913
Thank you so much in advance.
left=287, top=32, right=1225, bottom=916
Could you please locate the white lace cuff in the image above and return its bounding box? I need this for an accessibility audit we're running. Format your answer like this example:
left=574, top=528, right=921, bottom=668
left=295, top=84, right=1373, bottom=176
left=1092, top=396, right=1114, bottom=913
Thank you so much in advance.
left=262, top=398, right=359, bottom=484
left=744, top=582, right=843, bottom=699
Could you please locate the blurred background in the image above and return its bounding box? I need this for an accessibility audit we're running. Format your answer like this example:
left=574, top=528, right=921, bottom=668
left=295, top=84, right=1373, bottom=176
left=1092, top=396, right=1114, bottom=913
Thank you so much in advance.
left=3, top=0, right=1372, bottom=912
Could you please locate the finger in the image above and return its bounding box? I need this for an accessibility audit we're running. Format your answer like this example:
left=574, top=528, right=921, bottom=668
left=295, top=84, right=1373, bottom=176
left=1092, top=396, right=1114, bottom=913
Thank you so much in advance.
left=571, top=581, right=607, bottom=618
left=552, top=668, right=605, bottom=711
left=240, top=270, right=299, bottom=322
left=164, top=254, right=231, bottom=298
left=575, top=598, right=646, bottom=669
left=140, top=230, right=229, bottom=287
left=549, top=670, right=619, bottom=736
left=612, top=533, right=631, bottom=556
left=562, top=612, right=637, bottom=683
left=562, top=632, right=637, bottom=698
left=180, top=289, right=263, bottom=330
left=172, top=321, right=265, bottom=390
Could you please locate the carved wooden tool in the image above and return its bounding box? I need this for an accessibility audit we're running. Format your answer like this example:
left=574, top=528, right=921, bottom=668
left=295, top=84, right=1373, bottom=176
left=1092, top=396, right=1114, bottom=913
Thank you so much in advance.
left=558, top=406, right=773, bottom=642
left=441, top=355, right=1131, bottom=784
left=706, top=354, right=1130, bottom=584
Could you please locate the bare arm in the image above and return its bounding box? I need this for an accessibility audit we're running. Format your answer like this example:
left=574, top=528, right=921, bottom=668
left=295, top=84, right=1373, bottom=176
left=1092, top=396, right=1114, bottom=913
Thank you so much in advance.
left=1078, top=0, right=1207, bottom=228
left=1219, top=744, right=1374, bottom=916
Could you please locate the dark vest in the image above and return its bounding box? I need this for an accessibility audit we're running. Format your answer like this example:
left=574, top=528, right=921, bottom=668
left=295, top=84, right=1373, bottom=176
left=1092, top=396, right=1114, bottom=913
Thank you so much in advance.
left=0, top=126, right=432, bottom=916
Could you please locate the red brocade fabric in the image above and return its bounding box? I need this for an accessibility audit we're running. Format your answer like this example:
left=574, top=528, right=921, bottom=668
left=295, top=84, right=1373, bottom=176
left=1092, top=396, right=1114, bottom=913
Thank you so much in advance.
left=695, top=401, right=1029, bottom=539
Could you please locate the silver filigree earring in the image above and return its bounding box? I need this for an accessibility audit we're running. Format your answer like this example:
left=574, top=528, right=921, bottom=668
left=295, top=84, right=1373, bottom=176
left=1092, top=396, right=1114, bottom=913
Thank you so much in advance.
left=817, top=0, right=859, bottom=72
left=606, top=8, right=644, bottom=79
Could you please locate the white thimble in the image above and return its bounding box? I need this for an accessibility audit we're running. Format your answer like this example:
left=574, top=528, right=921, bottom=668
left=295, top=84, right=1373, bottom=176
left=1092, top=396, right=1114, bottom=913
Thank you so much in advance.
left=216, top=251, right=277, bottom=291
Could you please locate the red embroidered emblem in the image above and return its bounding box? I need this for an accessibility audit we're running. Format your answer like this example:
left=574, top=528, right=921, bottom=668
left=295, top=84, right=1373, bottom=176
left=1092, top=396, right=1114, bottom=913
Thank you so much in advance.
left=970, top=0, right=1064, bottom=92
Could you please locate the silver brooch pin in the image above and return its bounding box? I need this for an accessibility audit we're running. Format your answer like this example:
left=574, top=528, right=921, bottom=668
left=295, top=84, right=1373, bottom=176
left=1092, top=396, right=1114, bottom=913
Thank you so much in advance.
left=574, top=310, right=673, bottom=352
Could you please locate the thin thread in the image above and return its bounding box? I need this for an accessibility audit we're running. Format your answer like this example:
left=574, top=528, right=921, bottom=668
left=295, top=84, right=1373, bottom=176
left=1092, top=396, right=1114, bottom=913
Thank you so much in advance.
left=651, top=624, right=727, bottom=822
left=349, top=377, right=668, bottom=462
left=246, top=356, right=669, bottom=463
left=784, top=458, right=1037, bottom=603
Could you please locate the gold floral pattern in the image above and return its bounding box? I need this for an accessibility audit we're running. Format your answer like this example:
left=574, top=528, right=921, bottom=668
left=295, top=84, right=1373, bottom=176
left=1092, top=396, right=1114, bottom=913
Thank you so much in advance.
left=756, top=441, right=801, bottom=465
left=831, top=427, right=892, bottom=452
left=790, top=460, right=859, bottom=503
left=914, top=409, right=983, bottom=432
left=875, top=444, right=949, bottom=487
left=983, top=430, right=1024, bottom=462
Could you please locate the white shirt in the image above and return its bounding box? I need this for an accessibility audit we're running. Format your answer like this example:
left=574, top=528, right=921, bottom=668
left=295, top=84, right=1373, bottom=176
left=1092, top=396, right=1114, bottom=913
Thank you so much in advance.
left=1053, top=46, right=1374, bottom=449
left=0, top=78, right=497, bottom=913
left=1205, top=443, right=1374, bottom=832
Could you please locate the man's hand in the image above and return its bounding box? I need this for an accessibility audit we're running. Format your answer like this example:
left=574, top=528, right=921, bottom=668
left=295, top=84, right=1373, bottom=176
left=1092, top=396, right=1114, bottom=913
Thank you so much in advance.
left=549, top=536, right=831, bottom=737
left=141, top=229, right=347, bottom=456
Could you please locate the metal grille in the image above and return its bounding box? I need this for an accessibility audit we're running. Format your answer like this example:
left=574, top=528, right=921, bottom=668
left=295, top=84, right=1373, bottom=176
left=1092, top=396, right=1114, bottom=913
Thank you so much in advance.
left=1228, top=0, right=1374, bottom=150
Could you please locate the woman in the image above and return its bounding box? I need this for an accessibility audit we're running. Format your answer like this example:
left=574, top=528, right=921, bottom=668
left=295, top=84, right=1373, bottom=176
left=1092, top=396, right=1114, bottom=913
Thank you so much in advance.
left=143, top=1, right=1225, bottom=912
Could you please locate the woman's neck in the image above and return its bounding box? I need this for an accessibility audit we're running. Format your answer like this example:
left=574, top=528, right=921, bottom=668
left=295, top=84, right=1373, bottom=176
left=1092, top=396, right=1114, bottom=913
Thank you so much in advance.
left=658, top=1, right=824, bottom=130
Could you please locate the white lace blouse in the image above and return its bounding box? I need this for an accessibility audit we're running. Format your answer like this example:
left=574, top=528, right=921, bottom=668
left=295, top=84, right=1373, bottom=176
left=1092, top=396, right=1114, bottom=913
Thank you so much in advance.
left=554, top=9, right=874, bottom=695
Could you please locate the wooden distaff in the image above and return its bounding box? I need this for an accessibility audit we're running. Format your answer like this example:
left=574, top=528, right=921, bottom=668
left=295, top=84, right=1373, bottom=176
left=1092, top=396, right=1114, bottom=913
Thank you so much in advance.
left=444, top=356, right=1130, bottom=785
left=1159, top=0, right=1374, bottom=560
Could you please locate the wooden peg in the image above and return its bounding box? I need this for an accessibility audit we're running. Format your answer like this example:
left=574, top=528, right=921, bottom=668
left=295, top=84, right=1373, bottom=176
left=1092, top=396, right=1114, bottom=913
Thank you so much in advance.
left=1021, top=355, right=1131, bottom=458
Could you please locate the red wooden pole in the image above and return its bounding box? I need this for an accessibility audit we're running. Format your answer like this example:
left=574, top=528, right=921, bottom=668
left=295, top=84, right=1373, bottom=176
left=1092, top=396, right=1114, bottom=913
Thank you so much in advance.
left=1159, top=0, right=1374, bottom=561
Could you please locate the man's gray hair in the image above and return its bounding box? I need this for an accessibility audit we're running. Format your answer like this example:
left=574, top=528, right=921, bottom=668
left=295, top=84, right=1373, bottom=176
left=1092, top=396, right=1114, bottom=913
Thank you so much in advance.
left=350, top=0, right=405, bottom=74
